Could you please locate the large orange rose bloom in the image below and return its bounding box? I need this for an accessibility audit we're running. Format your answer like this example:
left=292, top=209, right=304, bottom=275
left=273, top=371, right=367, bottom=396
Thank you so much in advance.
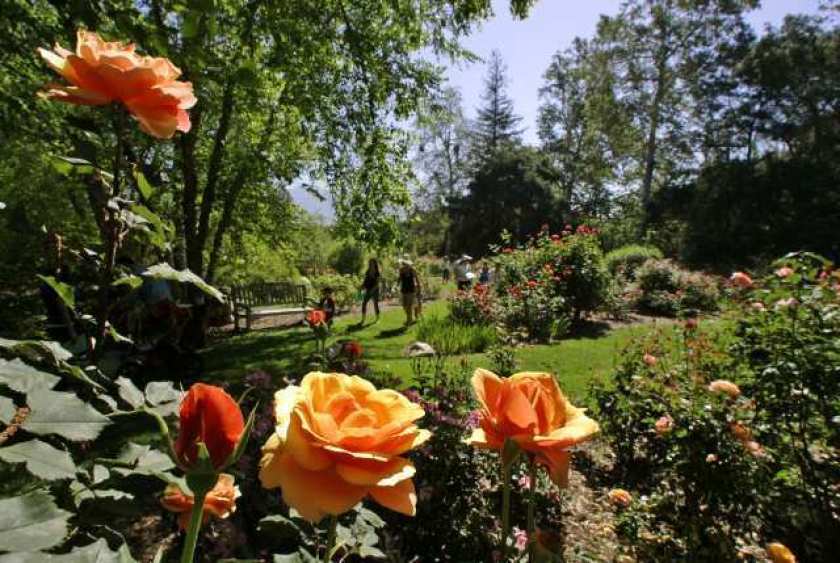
left=259, top=372, right=431, bottom=523
left=175, top=383, right=245, bottom=470
left=466, top=369, right=599, bottom=487
left=161, top=473, right=240, bottom=530
left=38, top=30, right=196, bottom=139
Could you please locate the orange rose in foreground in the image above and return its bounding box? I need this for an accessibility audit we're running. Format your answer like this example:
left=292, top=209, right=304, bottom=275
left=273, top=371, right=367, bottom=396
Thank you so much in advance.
left=466, top=369, right=599, bottom=487
left=306, top=309, right=327, bottom=327
left=175, top=383, right=245, bottom=470
left=767, top=542, right=797, bottom=563
left=161, top=473, right=240, bottom=530
left=259, top=372, right=431, bottom=522
left=38, top=30, right=196, bottom=138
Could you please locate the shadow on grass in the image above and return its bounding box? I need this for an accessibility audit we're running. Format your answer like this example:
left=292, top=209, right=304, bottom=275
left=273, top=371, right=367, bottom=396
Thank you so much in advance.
left=378, top=326, right=408, bottom=338
left=568, top=320, right=611, bottom=340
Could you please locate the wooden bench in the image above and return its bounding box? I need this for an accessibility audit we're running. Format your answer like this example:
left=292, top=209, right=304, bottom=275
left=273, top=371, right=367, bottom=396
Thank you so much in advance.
left=229, top=282, right=309, bottom=331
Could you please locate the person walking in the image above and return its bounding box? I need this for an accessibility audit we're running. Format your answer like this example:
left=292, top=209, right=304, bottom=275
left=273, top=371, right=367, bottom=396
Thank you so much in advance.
left=398, top=259, right=421, bottom=326
left=360, top=258, right=381, bottom=324
left=454, top=255, right=473, bottom=291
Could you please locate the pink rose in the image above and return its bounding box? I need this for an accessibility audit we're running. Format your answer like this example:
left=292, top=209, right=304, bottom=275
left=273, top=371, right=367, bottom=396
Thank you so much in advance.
left=518, top=475, right=532, bottom=490
left=775, top=267, right=794, bottom=278
left=654, top=415, right=673, bottom=436
left=729, top=271, right=753, bottom=289
left=643, top=353, right=657, bottom=366
left=513, top=527, right=529, bottom=552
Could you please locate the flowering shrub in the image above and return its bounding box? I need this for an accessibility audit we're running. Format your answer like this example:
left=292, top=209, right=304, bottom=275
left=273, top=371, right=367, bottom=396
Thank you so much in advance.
left=593, top=252, right=840, bottom=560
left=448, top=283, right=494, bottom=325
left=591, top=324, right=769, bottom=560
left=493, top=227, right=610, bottom=337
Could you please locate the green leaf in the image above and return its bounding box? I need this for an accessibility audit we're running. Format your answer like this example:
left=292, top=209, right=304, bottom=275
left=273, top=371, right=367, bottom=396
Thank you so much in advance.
left=116, top=377, right=145, bottom=409
left=112, top=275, right=143, bottom=290
left=0, top=491, right=71, bottom=552
left=51, top=155, right=95, bottom=177
left=141, top=263, right=224, bottom=302
left=36, top=275, right=76, bottom=309
left=22, top=389, right=111, bottom=441
left=0, top=440, right=75, bottom=481
left=132, top=165, right=155, bottom=200
left=0, top=538, right=137, bottom=562
left=0, top=395, right=15, bottom=424
left=0, top=358, right=60, bottom=393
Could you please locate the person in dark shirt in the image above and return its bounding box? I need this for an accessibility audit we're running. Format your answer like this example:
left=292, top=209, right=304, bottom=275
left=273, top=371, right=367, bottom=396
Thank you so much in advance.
left=318, top=287, right=337, bottom=325
left=398, top=260, right=421, bottom=325
left=360, top=258, right=381, bottom=325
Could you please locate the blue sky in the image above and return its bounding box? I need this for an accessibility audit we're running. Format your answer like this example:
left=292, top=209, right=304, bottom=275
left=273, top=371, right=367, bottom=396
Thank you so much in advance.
left=292, top=0, right=824, bottom=216
left=447, top=0, right=824, bottom=145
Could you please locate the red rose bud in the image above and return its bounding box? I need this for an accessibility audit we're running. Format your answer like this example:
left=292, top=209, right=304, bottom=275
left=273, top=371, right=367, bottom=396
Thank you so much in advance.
left=175, top=383, right=245, bottom=470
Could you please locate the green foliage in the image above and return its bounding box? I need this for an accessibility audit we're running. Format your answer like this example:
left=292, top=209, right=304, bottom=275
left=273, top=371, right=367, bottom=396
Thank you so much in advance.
left=416, top=314, right=497, bottom=355
left=592, top=252, right=840, bottom=560
left=329, top=243, right=366, bottom=276
left=634, top=259, right=720, bottom=316
left=604, top=245, right=664, bottom=279
left=307, top=273, right=360, bottom=312
left=449, top=145, right=561, bottom=257
left=494, top=228, right=610, bottom=333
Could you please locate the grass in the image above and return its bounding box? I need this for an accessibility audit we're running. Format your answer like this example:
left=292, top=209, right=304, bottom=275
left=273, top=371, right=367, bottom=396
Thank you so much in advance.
left=201, top=300, right=677, bottom=401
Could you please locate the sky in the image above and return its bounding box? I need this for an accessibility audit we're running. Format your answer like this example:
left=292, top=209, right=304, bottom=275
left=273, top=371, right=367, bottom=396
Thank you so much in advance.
left=291, top=0, right=825, bottom=216
left=447, top=0, right=825, bottom=145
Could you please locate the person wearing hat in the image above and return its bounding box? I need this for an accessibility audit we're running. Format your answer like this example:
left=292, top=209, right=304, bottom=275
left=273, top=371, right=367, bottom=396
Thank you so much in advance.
left=398, top=259, right=421, bottom=325
left=454, top=255, right=473, bottom=291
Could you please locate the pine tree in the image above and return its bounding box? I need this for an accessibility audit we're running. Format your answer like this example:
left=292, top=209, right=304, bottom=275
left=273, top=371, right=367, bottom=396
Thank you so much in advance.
left=472, top=50, right=523, bottom=158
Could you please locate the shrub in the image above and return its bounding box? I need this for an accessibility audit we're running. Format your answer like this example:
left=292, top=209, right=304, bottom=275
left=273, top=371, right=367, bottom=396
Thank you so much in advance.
left=448, top=284, right=494, bottom=326
left=636, top=258, right=681, bottom=293
left=309, top=272, right=360, bottom=311
left=604, top=244, right=664, bottom=279
left=592, top=252, right=840, bottom=560
left=494, top=227, right=610, bottom=327
left=634, top=260, right=720, bottom=316
left=591, top=324, right=770, bottom=560
left=416, top=314, right=497, bottom=355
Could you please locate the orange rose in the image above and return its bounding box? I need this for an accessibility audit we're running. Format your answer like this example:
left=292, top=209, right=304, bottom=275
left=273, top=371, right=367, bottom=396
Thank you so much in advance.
left=259, top=372, right=431, bottom=522
left=767, top=542, right=796, bottom=563
left=306, top=309, right=327, bottom=327
left=608, top=488, right=632, bottom=508
left=465, top=369, right=599, bottom=487
left=730, top=421, right=752, bottom=442
left=708, top=379, right=741, bottom=398
left=38, top=30, right=196, bottom=138
left=161, top=473, right=240, bottom=530
left=175, top=383, right=245, bottom=471
left=729, top=271, right=753, bottom=289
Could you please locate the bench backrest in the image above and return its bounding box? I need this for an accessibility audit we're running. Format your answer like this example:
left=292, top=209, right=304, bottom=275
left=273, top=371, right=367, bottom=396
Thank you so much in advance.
left=230, top=282, right=308, bottom=309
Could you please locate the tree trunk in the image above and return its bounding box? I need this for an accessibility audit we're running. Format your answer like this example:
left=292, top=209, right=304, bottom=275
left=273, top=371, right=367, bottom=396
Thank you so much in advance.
left=640, top=45, right=669, bottom=234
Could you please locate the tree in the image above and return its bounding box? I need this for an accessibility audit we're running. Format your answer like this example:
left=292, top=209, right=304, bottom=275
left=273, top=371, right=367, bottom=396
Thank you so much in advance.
left=593, top=0, right=758, bottom=229
left=538, top=38, right=614, bottom=217
left=450, top=145, right=561, bottom=256
left=472, top=50, right=523, bottom=159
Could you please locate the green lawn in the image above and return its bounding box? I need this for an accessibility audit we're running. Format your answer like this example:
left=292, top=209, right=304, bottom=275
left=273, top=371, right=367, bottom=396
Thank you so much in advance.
left=201, top=300, right=676, bottom=401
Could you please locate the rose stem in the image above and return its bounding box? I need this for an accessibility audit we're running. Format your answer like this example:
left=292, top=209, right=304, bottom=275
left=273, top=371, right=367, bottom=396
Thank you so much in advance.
left=324, top=514, right=338, bottom=562
left=180, top=489, right=208, bottom=563
left=501, top=460, right=513, bottom=559
left=527, top=454, right=537, bottom=562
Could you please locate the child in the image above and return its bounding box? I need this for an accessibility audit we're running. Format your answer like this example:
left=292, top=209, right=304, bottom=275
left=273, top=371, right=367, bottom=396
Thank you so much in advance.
left=318, top=287, right=337, bottom=325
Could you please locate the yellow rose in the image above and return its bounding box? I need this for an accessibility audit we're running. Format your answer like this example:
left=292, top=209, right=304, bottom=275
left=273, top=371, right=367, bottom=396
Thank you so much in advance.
left=465, top=369, right=599, bottom=487
left=259, top=372, right=431, bottom=522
